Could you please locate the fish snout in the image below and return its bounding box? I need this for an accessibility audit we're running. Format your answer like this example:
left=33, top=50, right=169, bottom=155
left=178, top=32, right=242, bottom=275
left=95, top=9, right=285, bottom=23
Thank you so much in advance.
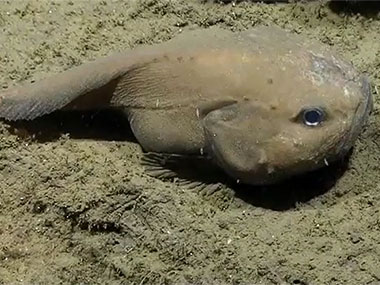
left=337, top=75, right=373, bottom=156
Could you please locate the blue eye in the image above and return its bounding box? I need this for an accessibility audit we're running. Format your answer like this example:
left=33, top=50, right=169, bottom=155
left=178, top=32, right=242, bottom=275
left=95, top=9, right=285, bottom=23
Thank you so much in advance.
left=302, top=107, right=324, bottom=127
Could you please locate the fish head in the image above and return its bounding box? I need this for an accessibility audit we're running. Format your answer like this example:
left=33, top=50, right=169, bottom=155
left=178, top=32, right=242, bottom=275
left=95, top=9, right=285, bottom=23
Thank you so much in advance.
left=202, top=29, right=372, bottom=185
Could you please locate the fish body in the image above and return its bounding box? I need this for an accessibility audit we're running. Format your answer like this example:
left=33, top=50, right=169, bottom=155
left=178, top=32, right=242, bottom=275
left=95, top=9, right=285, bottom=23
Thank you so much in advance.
left=0, top=26, right=372, bottom=185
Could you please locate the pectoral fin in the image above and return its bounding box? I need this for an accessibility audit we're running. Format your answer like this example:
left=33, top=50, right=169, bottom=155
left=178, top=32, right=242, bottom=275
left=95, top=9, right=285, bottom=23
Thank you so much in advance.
left=141, top=152, right=228, bottom=195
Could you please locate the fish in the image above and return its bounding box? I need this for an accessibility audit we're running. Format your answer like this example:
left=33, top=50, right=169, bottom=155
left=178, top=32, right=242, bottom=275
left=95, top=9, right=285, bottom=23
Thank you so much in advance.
left=0, top=26, right=373, bottom=185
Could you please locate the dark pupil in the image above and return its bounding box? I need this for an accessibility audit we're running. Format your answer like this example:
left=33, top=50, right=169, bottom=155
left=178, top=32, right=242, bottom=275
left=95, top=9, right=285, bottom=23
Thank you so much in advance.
left=304, top=109, right=322, bottom=126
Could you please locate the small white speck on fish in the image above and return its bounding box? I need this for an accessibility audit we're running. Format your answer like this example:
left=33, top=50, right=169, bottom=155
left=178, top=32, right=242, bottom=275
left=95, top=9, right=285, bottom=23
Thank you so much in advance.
left=324, top=158, right=329, bottom=166
left=344, top=87, right=350, bottom=97
left=236, top=179, right=240, bottom=184
left=213, top=133, right=217, bottom=137
left=156, top=99, right=159, bottom=107
left=196, top=108, right=200, bottom=118
left=200, top=148, right=204, bottom=155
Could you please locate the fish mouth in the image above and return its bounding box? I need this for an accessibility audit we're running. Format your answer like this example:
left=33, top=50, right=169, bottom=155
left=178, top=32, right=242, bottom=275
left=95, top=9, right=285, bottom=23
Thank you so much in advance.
left=338, top=75, right=373, bottom=156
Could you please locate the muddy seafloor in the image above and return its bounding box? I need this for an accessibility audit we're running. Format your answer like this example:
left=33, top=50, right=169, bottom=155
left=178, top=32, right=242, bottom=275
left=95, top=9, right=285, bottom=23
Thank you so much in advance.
left=1, top=0, right=380, bottom=284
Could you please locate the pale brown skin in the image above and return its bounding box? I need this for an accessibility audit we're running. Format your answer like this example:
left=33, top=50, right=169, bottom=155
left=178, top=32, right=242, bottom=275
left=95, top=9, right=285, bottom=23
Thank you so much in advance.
left=0, top=26, right=373, bottom=185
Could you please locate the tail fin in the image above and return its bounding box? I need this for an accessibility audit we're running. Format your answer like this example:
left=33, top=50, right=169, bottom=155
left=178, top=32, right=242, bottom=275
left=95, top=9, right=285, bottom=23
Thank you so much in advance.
left=0, top=54, right=131, bottom=121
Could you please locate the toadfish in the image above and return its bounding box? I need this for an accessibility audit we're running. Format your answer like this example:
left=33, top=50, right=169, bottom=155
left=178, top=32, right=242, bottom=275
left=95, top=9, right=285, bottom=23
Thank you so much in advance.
left=0, top=26, right=372, bottom=185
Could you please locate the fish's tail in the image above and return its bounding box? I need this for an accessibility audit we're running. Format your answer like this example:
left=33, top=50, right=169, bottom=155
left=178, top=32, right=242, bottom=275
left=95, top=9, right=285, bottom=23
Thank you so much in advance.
left=0, top=54, right=131, bottom=121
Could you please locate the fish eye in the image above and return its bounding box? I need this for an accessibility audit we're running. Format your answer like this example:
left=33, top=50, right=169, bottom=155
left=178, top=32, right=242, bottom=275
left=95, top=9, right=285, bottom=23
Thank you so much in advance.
left=302, top=107, right=325, bottom=127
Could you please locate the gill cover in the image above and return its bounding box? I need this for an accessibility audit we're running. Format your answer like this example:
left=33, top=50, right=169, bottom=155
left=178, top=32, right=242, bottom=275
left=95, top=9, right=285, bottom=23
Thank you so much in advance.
left=203, top=101, right=280, bottom=184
